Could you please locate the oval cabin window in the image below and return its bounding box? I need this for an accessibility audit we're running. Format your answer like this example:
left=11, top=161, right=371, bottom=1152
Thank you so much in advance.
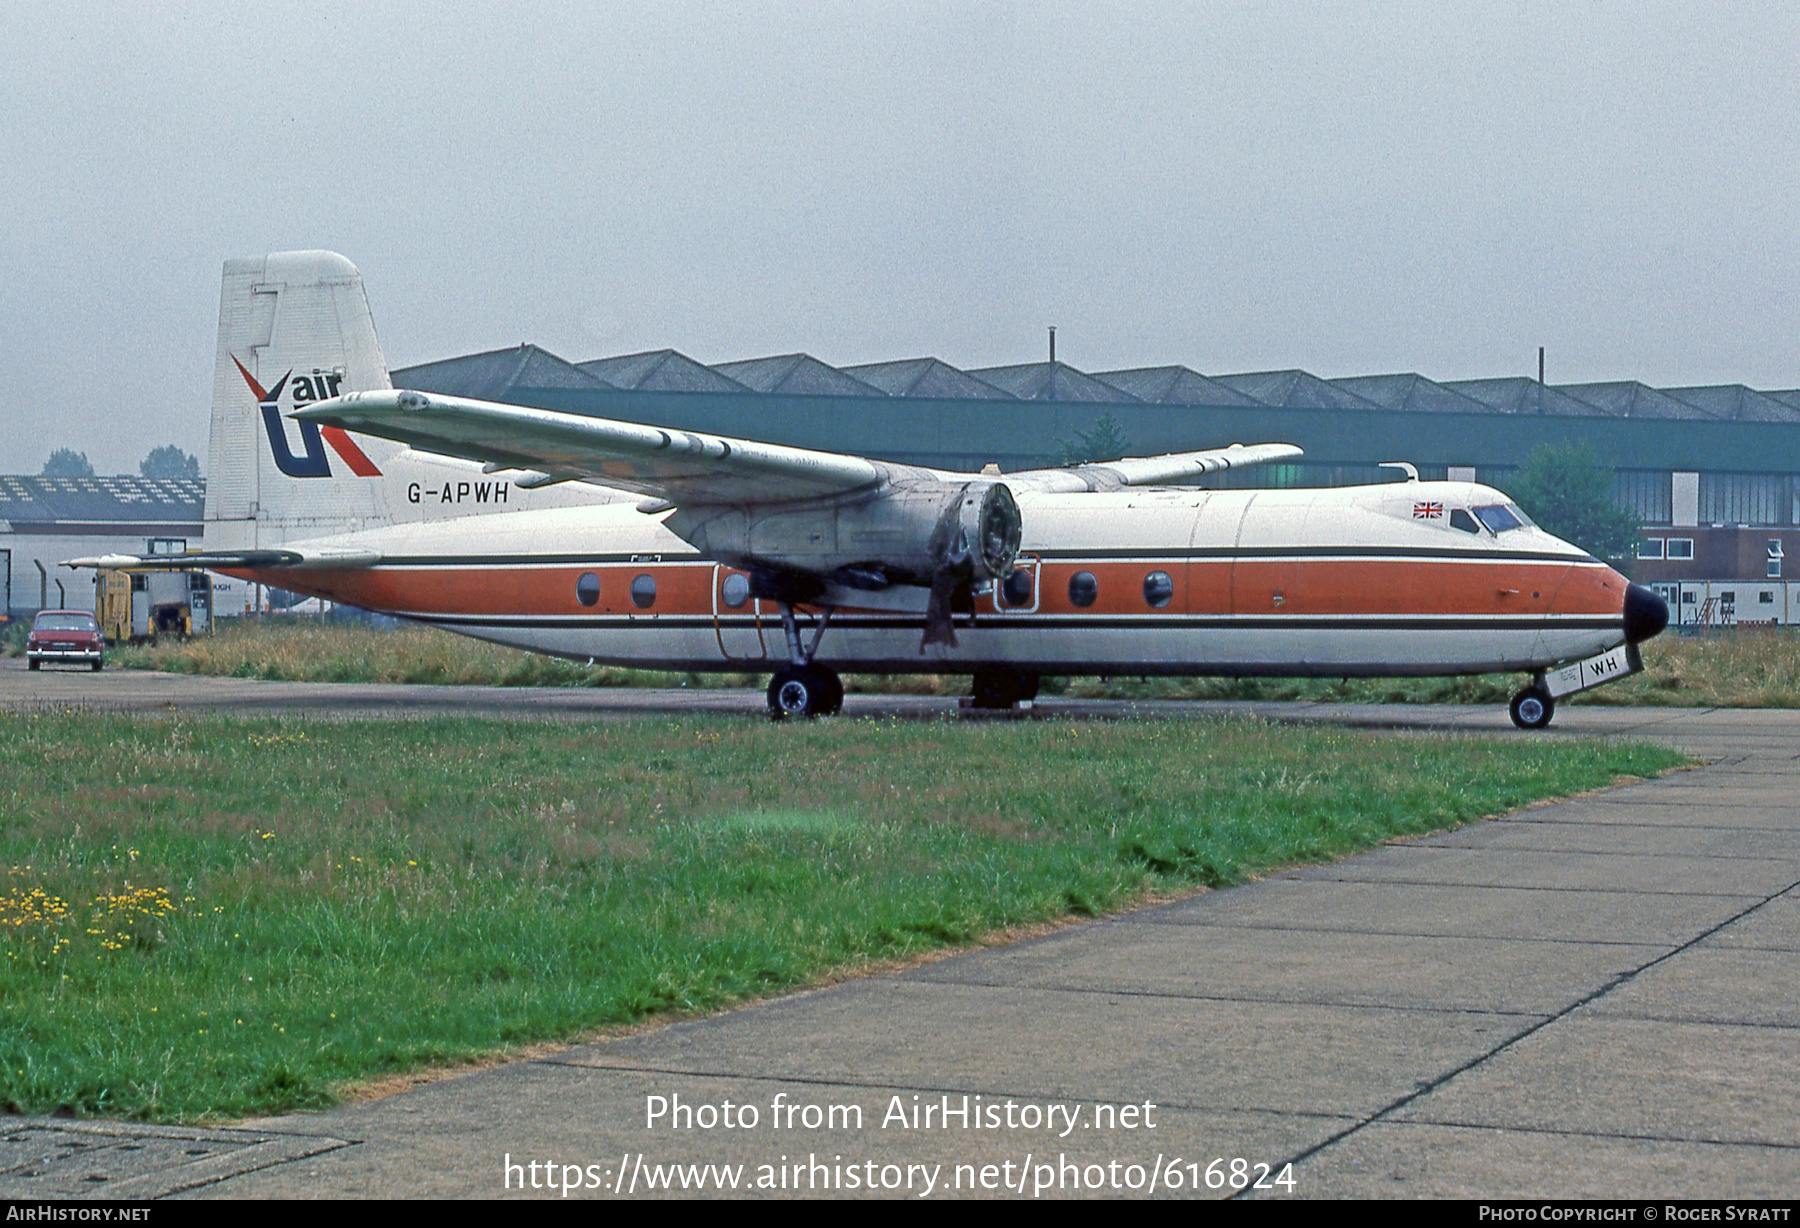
left=575, top=572, right=600, bottom=607
left=721, top=572, right=751, bottom=609
left=1068, top=571, right=1098, bottom=608
left=630, top=574, right=657, bottom=609
left=1001, top=567, right=1034, bottom=607
left=1143, top=571, right=1174, bottom=608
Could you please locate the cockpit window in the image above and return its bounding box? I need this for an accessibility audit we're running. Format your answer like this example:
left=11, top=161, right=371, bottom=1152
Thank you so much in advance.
left=1449, top=509, right=1480, bottom=534
left=1473, top=504, right=1525, bottom=533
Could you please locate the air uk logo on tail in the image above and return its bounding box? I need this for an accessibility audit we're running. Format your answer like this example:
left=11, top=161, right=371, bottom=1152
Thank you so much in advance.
left=233, top=355, right=382, bottom=478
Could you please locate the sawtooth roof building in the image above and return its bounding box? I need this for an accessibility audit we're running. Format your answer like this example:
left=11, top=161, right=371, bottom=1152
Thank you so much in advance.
left=0, top=476, right=204, bottom=617
left=391, top=343, right=1800, bottom=520
left=390, top=344, right=1800, bottom=627
left=11, top=348, right=1797, bottom=626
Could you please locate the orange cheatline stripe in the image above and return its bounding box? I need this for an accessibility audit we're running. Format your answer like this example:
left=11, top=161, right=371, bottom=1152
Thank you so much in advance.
left=236, top=557, right=1628, bottom=622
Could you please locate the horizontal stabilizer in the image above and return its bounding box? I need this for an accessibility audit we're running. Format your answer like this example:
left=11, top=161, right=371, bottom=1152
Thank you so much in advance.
left=64, top=547, right=381, bottom=571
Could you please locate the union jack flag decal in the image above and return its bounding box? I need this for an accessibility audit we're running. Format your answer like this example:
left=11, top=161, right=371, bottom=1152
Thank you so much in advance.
left=1413, top=501, right=1444, bottom=519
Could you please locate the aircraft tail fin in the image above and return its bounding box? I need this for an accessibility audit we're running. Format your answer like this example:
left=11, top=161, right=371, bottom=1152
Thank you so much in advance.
left=204, top=251, right=400, bottom=551
left=204, top=251, right=632, bottom=552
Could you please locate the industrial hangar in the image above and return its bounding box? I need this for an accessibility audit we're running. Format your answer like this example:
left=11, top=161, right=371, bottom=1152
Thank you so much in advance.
left=0, top=475, right=246, bottom=625
left=1, top=475, right=200, bottom=621
left=7, top=348, right=1797, bottom=633
left=393, top=345, right=1800, bottom=630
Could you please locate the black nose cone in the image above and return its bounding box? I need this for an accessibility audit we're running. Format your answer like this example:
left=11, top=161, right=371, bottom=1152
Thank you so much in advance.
left=1624, top=583, right=1669, bottom=643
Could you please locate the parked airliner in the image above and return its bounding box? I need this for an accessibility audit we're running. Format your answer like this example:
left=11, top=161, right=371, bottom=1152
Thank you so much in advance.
left=74, top=252, right=1667, bottom=724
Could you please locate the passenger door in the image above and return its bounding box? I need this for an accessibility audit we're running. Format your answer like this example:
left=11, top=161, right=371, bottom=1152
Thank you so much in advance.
left=712, top=565, right=771, bottom=662
left=988, top=554, right=1041, bottom=615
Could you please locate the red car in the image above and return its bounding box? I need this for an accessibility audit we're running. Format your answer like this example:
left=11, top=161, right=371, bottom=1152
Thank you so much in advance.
left=25, top=610, right=105, bottom=672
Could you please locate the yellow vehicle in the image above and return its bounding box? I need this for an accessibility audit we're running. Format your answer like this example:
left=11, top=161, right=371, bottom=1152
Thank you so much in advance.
left=96, top=568, right=212, bottom=643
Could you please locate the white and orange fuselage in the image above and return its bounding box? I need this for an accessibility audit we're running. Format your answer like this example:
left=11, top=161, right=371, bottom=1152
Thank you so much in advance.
left=69, top=251, right=1654, bottom=714
left=228, top=480, right=1632, bottom=678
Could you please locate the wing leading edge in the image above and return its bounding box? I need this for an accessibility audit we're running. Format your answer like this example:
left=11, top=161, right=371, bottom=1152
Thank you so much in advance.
left=299, top=389, right=1301, bottom=505
left=1009, top=442, right=1305, bottom=492
left=300, top=390, right=888, bottom=504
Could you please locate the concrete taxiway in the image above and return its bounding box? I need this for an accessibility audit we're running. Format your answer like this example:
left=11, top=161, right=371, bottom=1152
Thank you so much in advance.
left=1, top=662, right=1796, bottom=1198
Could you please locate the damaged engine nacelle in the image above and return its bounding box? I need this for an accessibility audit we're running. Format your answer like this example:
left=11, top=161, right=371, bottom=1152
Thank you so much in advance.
left=665, top=480, right=1022, bottom=593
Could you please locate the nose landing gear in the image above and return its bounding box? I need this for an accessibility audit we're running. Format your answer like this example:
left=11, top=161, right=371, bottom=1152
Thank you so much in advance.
left=1509, top=684, right=1555, bottom=730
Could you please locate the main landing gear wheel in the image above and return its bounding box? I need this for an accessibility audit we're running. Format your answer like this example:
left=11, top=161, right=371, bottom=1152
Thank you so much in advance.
left=1509, top=686, right=1555, bottom=730
left=816, top=668, right=844, bottom=715
left=764, top=596, right=843, bottom=718
left=767, top=664, right=843, bottom=719
left=971, top=670, right=1040, bottom=710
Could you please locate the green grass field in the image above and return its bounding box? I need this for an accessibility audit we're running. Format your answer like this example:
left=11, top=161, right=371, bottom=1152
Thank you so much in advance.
left=87, top=617, right=1800, bottom=708
left=0, top=711, right=1679, bottom=1122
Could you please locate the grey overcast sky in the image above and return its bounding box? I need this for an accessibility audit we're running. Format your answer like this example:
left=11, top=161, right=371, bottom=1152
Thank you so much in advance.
left=2, top=1, right=1796, bottom=474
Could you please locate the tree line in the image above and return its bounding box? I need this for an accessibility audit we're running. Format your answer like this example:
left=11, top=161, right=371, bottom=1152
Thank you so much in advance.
left=40, top=445, right=200, bottom=480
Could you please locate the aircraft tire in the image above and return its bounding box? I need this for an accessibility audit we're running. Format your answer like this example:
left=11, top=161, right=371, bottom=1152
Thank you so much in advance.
left=1509, top=686, right=1555, bottom=730
left=768, top=665, right=835, bottom=719
left=817, top=667, right=844, bottom=716
left=971, top=669, right=1036, bottom=709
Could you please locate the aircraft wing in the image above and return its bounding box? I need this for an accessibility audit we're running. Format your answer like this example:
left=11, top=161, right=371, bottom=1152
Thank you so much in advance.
left=63, top=547, right=381, bottom=571
left=298, top=390, right=886, bottom=504
left=302, top=389, right=1302, bottom=504
left=1009, top=442, right=1305, bottom=492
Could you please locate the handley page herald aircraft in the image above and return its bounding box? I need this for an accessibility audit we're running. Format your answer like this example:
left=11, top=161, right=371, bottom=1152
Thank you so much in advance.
left=74, top=251, right=1668, bottom=725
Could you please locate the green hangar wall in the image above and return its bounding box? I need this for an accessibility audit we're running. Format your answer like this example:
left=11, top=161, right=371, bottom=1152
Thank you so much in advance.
left=391, top=347, right=1800, bottom=535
